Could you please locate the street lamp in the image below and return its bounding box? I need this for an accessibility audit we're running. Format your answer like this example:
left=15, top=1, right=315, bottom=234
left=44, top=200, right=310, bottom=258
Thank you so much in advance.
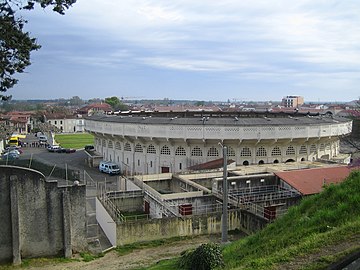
left=222, top=145, right=228, bottom=243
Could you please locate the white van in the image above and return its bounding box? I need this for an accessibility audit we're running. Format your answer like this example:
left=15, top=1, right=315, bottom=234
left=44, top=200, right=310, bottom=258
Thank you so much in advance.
left=99, top=161, right=121, bottom=175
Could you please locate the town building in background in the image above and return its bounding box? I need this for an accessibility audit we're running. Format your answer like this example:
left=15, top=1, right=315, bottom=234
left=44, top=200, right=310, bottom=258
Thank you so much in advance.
left=281, top=96, right=304, bottom=108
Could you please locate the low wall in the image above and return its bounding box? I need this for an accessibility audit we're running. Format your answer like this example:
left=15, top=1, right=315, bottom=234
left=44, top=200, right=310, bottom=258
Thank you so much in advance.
left=116, top=209, right=267, bottom=245
left=0, top=165, right=87, bottom=264
left=111, top=195, right=144, bottom=213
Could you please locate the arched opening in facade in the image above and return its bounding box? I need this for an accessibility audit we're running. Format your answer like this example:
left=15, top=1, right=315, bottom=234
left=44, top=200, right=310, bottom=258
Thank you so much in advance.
left=242, top=160, right=249, bottom=166
left=273, top=159, right=279, bottom=164
left=301, top=158, right=305, bottom=161
left=258, top=160, right=264, bottom=165
left=285, top=159, right=295, bottom=163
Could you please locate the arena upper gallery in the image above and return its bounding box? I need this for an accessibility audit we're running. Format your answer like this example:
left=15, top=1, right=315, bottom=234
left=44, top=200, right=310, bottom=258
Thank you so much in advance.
left=84, top=111, right=353, bottom=175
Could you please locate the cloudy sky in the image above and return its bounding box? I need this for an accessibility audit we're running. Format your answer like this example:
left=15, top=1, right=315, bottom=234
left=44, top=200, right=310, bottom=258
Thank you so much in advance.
left=12, top=0, right=360, bottom=102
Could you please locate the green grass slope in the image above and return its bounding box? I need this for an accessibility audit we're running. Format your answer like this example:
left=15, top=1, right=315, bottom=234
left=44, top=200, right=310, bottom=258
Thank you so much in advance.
left=222, top=170, right=360, bottom=270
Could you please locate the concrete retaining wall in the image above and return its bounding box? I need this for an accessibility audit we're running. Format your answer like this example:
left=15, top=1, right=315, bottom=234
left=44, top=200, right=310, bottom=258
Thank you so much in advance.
left=116, top=209, right=267, bottom=245
left=0, top=165, right=87, bottom=264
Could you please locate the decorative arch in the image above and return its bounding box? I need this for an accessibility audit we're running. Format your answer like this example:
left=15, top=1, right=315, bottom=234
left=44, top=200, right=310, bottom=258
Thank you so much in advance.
left=256, top=147, right=267, bottom=157
left=299, top=145, right=307, bottom=155
left=160, top=145, right=171, bottom=155
left=135, top=143, right=143, bottom=153
left=124, top=142, right=132, bottom=152
left=286, top=146, right=295, bottom=155
left=271, top=146, right=281, bottom=156
left=240, top=147, right=252, bottom=157
left=175, top=146, right=186, bottom=156
left=191, top=146, right=203, bottom=157
left=227, top=146, right=236, bottom=157
left=115, top=141, right=121, bottom=150
left=108, top=140, right=113, bottom=149
left=207, top=147, right=219, bottom=157
left=147, top=144, right=156, bottom=154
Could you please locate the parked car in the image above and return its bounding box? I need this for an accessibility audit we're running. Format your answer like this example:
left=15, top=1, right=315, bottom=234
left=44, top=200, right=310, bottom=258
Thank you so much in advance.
left=47, top=145, right=61, bottom=152
left=55, top=147, right=67, bottom=153
left=4, top=146, right=22, bottom=154
left=85, top=145, right=95, bottom=151
left=1, top=151, right=19, bottom=160
left=99, top=161, right=121, bottom=175
left=65, top=148, right=76, bottom=153
left=38, top=135, right=47, bottom=142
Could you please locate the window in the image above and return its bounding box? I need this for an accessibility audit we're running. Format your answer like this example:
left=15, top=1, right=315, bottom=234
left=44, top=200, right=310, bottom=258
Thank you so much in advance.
left=310, top=144, right=317, bottom=153
left=191, top=146, right=203, bottom=157
left=271, top=146, right=281, bottom=156
left=240, top=147, right=252, bottom=157
left=135, top=144, right=143, bottom=153
left=124, top=142, right=132, bottom=152
left=179, top=163, right=182, bottom=170
left=150, top=161, right=153, bottom=167
left=147, top=145, right=156, bottom=154
left=160, top=145, right=171, bottom=155
left=286, top=146, right=295, bottom=155
left=207, top=147, right=219, bottom=157
left=55, top=120, right=57, bottom=125
left=108, top=141, right=113, bottom=149
left=325, top=143, right=330, bottom=150
left=320, top=143, right=325, bottom=151
left=115, top=142, right=121, bottom=150
left=102, top=139, right=106, bottom=147
left=256, top=147, right=267, bottom=157
left=299, top=145, right=307, bottom=155
left=227, top=146, right=235, bottom=157
left=60, top=120, right=63, bottom=124
left=138, top=160, right=140, bottom=166
left=175, top=146, right=186, bottom=156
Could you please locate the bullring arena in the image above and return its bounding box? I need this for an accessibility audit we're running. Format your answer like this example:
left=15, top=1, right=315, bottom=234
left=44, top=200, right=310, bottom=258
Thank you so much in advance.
left=84, top=111, right=352, bottom=175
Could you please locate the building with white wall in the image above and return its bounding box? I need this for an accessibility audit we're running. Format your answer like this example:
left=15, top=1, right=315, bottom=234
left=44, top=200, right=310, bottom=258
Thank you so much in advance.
left=84, top=111, right=352, bottom=175
left=47, top=115, right=85, bottom=133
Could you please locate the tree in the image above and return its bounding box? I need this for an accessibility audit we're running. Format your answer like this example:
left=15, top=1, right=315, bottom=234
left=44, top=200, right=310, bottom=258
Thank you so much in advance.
left=69, top=96, right=84, bottom=106
left=105, top=96, right=128, bottom=111
left=0, top=0, right=76, bottom=101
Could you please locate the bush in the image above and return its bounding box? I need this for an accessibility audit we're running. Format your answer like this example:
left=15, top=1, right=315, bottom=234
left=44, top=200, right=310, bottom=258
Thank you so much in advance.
left=179, top=243, right=224, bottom=270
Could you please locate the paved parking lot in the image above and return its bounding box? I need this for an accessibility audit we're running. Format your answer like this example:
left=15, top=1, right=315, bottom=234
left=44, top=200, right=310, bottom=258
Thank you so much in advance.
left=19, top=135, right=119, bottom=186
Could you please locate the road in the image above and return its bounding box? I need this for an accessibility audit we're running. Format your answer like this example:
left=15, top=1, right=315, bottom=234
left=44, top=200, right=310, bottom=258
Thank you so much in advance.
left=19, top=134, right=120, bottom=188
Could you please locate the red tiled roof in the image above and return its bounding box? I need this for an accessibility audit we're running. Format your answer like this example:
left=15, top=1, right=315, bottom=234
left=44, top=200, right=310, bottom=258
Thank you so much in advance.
left=275, top=166, right=352, bottom=195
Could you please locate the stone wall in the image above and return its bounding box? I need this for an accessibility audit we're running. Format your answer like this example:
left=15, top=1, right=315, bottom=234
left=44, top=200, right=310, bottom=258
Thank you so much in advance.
left=0, top=165, right=87, bottom=264
left=116, top=209, right=267, bottom=245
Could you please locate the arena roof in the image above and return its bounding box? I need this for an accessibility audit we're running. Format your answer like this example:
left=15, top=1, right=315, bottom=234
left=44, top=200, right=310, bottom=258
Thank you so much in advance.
left=86, top=111, right=349, bottom=127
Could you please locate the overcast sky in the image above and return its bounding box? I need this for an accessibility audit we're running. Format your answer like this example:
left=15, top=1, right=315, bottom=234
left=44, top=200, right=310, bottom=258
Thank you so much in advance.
left=11, top=0, right=360, bottom=102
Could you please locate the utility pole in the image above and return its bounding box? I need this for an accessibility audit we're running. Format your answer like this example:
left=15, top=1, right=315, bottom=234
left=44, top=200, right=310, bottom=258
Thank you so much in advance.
left=222, top=146, right=228, bottom=243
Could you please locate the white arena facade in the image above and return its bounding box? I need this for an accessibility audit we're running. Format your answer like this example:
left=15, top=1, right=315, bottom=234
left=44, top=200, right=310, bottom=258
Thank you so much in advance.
left=84, top=111, right=352, bottom=175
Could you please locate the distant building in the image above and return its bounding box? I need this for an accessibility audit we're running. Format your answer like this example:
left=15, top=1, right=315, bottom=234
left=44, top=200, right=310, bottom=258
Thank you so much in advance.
left=0, top=111, right=32, bottom=134
left=281, top=96, right=304, bottom=108
left=45, top=113, right=85, bottom=133
left=77, top=103, right=113, bottom=116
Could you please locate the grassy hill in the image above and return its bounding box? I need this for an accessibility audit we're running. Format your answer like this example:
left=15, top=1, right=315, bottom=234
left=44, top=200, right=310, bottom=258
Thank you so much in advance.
left=145, top=170, right=360, bottom=270
left=222, top=169, right=360, bottom=270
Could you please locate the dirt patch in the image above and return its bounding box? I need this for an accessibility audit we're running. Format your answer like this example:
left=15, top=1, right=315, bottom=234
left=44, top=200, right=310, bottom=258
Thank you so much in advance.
left=21, top=234, right=242, bottom=270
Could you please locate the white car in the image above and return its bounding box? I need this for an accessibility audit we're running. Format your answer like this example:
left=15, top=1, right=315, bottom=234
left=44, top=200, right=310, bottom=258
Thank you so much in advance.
left=47, top=145, right=61, bottom=152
